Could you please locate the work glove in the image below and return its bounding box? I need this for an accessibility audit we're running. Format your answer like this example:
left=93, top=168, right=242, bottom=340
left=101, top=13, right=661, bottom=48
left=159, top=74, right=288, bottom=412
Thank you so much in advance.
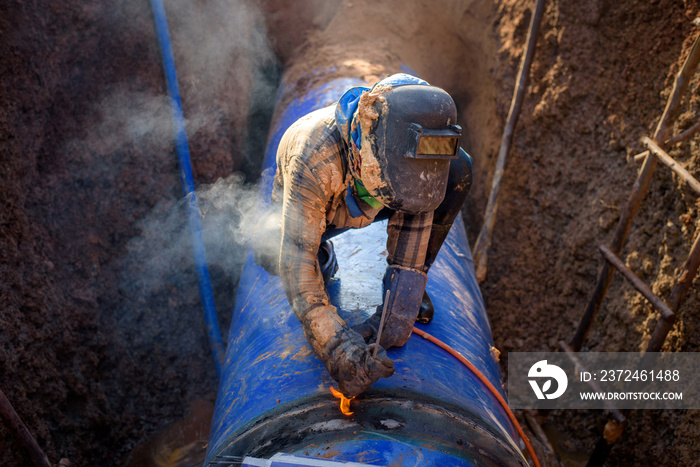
left=328, top=334, right=395, bottom=397
left=302, top=305, right=394, bottom=398
left=363, top=265, right=428, bottom=349
left=416, top=290, right=434, bottom=324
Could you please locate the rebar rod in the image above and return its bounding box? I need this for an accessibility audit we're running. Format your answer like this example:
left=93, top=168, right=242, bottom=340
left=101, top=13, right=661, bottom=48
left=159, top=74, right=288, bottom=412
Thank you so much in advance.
left=523, top=410, right=559, bottom=462
left=668, top=230, right=700, bottom=312
left=646, top=231, right=700, bottom=352
left=599, top=245, right=675, bottom=320
left=0, top=389, right=51, bottom=467
left=559, top=341, right=627, bottom=424
left=667, top=119, right=700, bottom=145
left=472, top=0, right=547, bottom=283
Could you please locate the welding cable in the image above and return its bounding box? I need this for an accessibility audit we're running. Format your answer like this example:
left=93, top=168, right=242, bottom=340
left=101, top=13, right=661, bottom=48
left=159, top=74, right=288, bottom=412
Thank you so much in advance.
left=411, top=327, right=541, bottom=467
left=149, top=0, right=225, bottom=376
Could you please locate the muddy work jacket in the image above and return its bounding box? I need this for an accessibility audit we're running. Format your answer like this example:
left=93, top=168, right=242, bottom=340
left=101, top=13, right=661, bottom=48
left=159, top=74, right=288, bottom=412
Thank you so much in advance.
left=269, top=104, right=433, bottom=324
left=253, top=91, right=473, bottom=397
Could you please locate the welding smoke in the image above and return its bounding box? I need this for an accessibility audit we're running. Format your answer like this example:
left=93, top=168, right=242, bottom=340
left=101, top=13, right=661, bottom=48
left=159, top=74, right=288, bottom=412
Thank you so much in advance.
left=84, top=0, right=280, bottom=292
left=124, top=168, right=280, bottom=299
left=163, top=0, right=279, bottom=174
left=165, top=0, right=276, bottom=104
left=66, top=90, right=211, bottom=163
left=92, top=0, right=280, bottom=356
left=76, top=0, right=278, bottom=174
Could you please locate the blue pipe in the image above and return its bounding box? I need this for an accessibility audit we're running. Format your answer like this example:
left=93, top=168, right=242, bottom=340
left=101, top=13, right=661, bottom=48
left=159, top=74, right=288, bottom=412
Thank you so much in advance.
left=205, top=69, right=527, bottom=466
left=149, top=0, right=225, bottom=376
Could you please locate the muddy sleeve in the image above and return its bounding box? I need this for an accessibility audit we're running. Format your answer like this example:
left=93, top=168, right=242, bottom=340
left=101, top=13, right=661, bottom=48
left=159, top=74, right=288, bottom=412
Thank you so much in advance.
left=386, top=210, right=434, bottom=270
left=278, top=155, right=332, bottom=322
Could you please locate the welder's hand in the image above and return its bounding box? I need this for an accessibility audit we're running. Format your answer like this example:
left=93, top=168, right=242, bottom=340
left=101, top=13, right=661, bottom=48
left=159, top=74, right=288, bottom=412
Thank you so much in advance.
left=302, top=305, right=395, bottom=398
left=359, top=265, right=428, bottom=349
left=328, top=333, right=395, bottom=398
left=351, top=321, right=377, bottom=343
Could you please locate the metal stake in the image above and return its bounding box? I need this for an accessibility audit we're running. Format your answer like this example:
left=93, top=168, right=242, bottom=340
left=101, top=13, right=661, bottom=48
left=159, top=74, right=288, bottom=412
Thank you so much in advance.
left=0, top=389, right=51, bottom=467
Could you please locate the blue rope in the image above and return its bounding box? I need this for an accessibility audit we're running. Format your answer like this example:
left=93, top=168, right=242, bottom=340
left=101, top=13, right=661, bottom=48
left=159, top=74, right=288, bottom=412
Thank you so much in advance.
left=150, top=0, right=225, bottom=376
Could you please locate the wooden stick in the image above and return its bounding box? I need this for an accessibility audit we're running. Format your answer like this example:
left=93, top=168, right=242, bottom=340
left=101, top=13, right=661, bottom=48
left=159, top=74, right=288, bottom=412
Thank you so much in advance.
left=642, top=136, right=700, bottom=194
left=633, top=150, right=650, bottom=163
left=634, top=119, right=700, bottom=163
left=472, top=0, right=547, bottom=283
left=0, top=389, right=51, bottom=467
left=654, top=34, right=700, bottom=144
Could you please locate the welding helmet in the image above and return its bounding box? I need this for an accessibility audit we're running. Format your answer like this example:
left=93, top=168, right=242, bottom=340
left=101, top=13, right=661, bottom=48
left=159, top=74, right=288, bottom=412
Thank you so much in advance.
left=346, top=78, right=461, bottom=214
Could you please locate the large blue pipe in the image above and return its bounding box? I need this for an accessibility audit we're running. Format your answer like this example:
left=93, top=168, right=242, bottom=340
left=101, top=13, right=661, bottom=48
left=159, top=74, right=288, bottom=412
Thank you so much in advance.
left=205, top=66, right=527, bottom=466
left=149, top=0, right=225, bottom=375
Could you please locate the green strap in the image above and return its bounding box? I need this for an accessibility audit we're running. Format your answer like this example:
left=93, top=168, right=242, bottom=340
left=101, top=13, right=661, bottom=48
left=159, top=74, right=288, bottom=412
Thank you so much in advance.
left=355, top=180, right=383, bottom=209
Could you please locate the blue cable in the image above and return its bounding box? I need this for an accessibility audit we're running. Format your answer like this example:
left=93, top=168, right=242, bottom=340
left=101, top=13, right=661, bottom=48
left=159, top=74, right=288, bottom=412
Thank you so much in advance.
left=150, top=0, right=225, bottom=376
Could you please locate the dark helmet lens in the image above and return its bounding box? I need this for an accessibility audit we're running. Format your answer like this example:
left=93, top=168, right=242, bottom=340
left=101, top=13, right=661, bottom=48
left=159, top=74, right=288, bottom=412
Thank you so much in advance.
left=418, top=135, right=459, bottom=157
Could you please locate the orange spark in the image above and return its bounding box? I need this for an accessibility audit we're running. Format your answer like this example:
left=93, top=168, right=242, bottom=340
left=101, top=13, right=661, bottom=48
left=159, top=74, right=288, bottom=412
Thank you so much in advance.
left=330, top=386, right=355, bottom=415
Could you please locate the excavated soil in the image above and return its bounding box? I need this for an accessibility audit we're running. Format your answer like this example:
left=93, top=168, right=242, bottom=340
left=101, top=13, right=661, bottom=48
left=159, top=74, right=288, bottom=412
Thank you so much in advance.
left=1, top=0, right=699, bottom=466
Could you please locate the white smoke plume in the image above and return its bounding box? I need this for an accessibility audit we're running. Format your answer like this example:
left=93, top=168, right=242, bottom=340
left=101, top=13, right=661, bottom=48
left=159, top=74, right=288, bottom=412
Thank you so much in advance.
left=94, top=0, right=282, bottom=345
left=125, top=169, right=279, bottom=297
left=72, top=0, right=279, bottom=171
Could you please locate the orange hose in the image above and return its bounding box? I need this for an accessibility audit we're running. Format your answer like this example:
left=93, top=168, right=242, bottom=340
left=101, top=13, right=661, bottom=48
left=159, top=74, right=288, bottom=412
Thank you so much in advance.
left=412, top=327, right=540, bottom=467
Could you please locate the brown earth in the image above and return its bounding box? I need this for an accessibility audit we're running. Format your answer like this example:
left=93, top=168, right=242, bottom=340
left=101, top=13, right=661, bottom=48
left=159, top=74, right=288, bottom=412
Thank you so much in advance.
left=1, top=0, right=699, bottom=466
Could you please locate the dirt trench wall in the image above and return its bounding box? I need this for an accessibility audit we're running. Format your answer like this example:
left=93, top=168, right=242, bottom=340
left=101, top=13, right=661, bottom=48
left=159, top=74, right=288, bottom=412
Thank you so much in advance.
left=1, top=0, right=275, bottom=465
left=486, top=1, right=700, bottom=465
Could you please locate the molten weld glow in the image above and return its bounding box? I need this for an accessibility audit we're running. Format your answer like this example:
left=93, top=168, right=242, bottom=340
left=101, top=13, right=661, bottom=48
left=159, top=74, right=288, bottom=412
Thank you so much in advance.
left=330, top=386, right=354, bottom=415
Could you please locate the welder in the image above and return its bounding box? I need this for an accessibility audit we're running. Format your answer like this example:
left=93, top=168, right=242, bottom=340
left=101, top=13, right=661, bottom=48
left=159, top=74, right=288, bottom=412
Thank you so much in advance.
left=254, top=73, right=472, bottom=397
